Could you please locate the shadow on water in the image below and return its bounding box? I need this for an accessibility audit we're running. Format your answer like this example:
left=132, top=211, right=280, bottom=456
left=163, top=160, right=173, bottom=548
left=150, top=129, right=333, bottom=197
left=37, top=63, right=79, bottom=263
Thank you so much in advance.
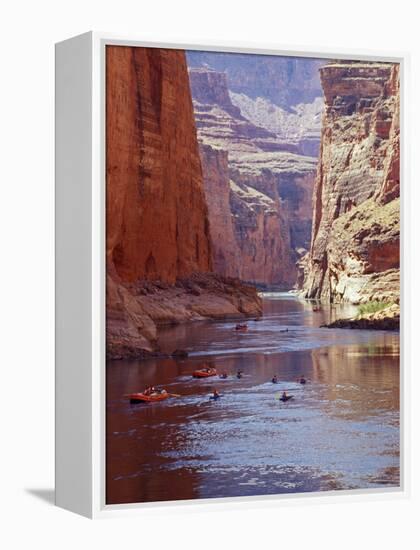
left=106, top=293, right=400, bottom=505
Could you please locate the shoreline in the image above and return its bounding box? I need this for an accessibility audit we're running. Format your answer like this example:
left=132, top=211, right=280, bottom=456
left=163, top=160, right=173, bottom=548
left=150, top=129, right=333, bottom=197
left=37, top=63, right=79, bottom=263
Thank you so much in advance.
left=106, top=272, right=263, bottom=360
left=322, top=317, right=399, bottom=331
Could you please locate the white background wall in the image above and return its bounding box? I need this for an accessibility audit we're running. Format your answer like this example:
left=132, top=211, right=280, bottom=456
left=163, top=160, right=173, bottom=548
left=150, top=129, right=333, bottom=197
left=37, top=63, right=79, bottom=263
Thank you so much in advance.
left=1, top=0, right=418, bottom=547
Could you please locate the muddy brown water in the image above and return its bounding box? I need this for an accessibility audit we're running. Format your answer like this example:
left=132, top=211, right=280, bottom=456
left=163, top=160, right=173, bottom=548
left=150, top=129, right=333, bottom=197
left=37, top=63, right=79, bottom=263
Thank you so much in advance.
left=106, top=293, right=400, bottom=504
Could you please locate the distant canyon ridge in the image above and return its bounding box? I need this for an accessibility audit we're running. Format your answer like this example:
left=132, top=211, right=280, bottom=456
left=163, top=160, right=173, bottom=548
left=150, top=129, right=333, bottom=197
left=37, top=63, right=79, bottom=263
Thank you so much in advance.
left=187, top=52, right=325, bottom=287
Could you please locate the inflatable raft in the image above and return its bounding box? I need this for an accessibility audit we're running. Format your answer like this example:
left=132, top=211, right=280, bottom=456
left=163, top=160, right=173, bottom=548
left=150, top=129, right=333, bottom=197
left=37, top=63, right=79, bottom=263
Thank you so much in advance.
left=192, top=368, right=217, bottom=378
left=127, top=392, right=170, bottom=404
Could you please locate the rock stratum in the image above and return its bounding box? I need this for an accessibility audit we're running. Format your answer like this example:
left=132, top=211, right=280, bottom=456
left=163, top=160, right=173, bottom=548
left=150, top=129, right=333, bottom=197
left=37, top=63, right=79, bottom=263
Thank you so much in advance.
left=300, top=62, right=400, bottom=307
left=106, top=47, right=261, bottom=359
left=188, top=65, right=319, bottom=287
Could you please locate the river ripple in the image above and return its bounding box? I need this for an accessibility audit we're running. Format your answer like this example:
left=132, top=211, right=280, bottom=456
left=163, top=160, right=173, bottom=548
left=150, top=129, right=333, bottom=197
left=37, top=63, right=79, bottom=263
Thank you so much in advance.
left=106, top=293, right=400, bottom=504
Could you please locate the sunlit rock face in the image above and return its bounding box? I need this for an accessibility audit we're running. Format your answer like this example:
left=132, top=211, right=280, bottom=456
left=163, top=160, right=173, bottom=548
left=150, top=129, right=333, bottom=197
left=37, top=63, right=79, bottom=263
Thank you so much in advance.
left=229, top=94, right=323, bottom=157
left=188, top=63, right=319, bottom=288
left=301, top=62, right=400, bottom=304
left=106, top=47, right=261, bottom=359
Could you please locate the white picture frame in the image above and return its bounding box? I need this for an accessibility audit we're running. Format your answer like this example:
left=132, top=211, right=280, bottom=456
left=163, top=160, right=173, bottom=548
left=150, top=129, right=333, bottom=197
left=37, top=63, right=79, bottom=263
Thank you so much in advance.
left=55, top=31, right=410, bottom=519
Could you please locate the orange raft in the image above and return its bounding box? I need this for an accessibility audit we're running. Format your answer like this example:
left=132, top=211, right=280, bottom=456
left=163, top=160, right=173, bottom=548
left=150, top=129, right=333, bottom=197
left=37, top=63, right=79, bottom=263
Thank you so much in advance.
left=127, top=391, right=170, bottom=404
left=192, top=367, right=217, bottom=378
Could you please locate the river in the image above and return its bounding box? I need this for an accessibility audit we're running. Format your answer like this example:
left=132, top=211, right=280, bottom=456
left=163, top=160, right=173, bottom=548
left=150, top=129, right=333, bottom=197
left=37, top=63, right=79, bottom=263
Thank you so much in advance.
left=106, top=293, right=400, bottom=505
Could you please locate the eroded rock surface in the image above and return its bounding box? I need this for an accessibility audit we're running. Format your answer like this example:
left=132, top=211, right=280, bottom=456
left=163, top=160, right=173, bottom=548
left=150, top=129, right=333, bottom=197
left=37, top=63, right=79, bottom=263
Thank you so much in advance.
left=188, top=66, right=318, bottom=287
left=301, top=62, right=400, bottom=305
left=107, top=273, right=262, bottom=359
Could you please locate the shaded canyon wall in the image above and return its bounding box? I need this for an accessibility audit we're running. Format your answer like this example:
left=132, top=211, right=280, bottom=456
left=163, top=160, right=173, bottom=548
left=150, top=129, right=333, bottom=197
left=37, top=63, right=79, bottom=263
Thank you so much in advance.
left=106, top=47, right=261, bottom=359
left=106, top=47, right=213, bottom=284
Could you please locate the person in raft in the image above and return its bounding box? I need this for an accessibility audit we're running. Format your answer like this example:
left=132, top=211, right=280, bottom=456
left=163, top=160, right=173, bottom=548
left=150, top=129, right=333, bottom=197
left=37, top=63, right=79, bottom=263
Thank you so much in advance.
left=220, top=372, right=228, bottom=379
left=272, top=375, right=278, bottom=384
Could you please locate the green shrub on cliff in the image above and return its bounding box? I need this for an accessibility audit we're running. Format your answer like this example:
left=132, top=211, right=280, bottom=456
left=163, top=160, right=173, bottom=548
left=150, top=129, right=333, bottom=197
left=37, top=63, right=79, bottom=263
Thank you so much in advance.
left=357, top=301, right=392, bottom=317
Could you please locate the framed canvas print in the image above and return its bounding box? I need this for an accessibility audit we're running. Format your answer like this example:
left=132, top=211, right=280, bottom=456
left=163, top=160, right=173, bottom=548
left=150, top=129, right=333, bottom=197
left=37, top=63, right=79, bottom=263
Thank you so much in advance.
left=55, top=32, right=407, bottom=518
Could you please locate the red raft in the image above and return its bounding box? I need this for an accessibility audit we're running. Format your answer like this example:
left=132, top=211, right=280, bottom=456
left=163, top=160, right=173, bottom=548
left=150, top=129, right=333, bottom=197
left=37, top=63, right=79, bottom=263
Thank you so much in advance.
left=127, top=391, right=170, bottom=404
left=192, top=367, right=217, bottom=378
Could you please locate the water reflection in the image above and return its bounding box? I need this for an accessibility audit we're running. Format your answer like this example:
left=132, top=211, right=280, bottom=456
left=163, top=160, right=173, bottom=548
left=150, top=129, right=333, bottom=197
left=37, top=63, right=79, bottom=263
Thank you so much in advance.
left=106, top=294, right=400, bottom=504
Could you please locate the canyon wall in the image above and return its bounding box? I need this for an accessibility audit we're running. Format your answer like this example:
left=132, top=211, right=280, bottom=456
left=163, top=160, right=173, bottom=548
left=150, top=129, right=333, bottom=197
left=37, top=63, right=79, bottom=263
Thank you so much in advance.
left=188, top=66, right=318, bottom=287
left=301, top=62, right=400, bottom=304
left=106, top=46, right=212, bottom=284
left=106, top=47, right=261, bottom=359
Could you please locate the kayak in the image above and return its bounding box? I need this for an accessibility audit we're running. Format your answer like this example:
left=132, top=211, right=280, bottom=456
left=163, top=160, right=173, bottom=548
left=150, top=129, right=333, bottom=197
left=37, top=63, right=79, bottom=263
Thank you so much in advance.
left=235, top=324, right=248, bottom=331
left=209, top=394, right=221, bottom=400
left=279, top=395, right=294, bottom=402
left=193, top=368, right=217, bottom=378
left=127, top=392, right=170, bottom=403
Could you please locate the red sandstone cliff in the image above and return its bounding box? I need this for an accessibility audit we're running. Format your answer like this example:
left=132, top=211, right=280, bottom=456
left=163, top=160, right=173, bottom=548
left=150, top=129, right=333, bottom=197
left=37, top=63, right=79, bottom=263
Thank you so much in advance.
left=301, top=62, right=400, bottom=304
left=188, top=67, right=317, bottom=287
left=106, top=47, right=212, bottom=284
left=106, top=47, right=261, bottom=359
left=198, top=144, right=240, bottom=277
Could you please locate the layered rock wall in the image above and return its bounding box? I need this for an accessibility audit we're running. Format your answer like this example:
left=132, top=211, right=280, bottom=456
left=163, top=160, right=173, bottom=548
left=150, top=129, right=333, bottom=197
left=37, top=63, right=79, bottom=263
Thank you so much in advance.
left=188, top=67, right=317, bottom=287
left=301, top=62, right=400, bottom=304
left=187, top=52, right=325, bottom=109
